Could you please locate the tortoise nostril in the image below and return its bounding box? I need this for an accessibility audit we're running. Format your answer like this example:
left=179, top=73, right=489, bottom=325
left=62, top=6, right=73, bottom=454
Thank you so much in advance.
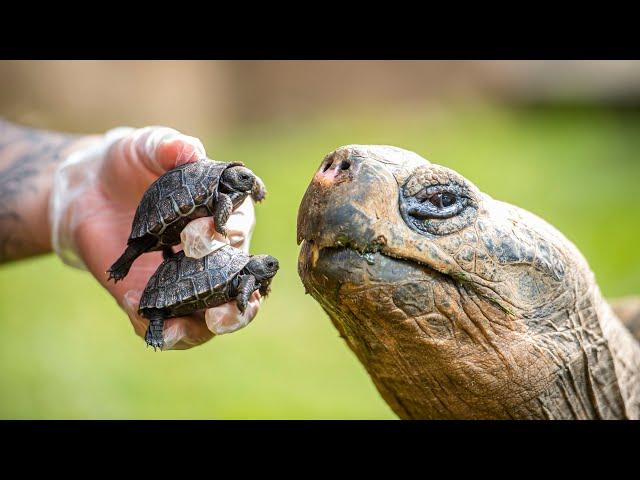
left=315, top=156, right=356, bottom=185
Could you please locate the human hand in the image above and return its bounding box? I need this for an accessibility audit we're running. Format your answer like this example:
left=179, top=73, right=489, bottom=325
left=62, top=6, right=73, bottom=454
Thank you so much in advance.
left=49, top=126, right=262, bottom=349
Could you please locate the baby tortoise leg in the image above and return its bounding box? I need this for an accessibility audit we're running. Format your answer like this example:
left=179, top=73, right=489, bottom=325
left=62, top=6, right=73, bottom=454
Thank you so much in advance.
left=213, top=192, right=233, bottom=237
left=251, top=176, right=267, bottom=202
left=107, top=235, right=156, bottom=283
left=236, top=275, right=257, bottom=314
left=144, top=310, right=165, bottom=351
left=259, top=280, right=271, bottom=298
left=162, top=246, right=175, bottom=260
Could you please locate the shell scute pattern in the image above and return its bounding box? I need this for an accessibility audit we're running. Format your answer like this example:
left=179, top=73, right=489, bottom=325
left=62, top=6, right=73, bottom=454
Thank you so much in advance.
left=202, top=289, right=229, bottom=307
left=131, top=185, right=159, bottom=237
left=205, top=245, right=251, bottom=289
left=180, top=255, right=206, bottom=277
left=144, top=290, right=157, bottom=308
left=159, top=258, right=179, bottom=284
left=231, top=254, right=249, bottom=275
left=174, top=189, right=195, bottom=214
left=144, top=271, right=157, bottom=291
left=157, top=197, right=178, bottom=224
left=205, top=248, right=230, bottom=270
left=193, top=273, right=212, bottom=296
left=164, top=287, right=179, bottom=307
left=158, top=169, right=184, bottom=196
left=190, top=179, right=209, bottom=204
left=155, top=287, right=167, bottom=309
left=175, top=279, right=197, bottom=302
left=129, top=160, right=239, bottom=242
left=140, top=245, right=251, bottom=312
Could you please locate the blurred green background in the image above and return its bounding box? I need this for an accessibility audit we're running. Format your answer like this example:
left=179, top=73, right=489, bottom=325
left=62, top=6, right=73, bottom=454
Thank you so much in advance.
left=0, top=61, right=639, bottom=418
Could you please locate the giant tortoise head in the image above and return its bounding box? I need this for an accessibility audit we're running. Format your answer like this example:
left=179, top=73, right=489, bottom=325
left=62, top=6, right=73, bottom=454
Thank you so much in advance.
left=297, top=145, right=640, bottom=419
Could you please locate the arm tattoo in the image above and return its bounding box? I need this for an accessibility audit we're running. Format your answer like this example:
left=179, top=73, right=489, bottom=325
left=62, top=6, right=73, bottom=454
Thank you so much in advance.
left=0, top=119, right=80, bottom=263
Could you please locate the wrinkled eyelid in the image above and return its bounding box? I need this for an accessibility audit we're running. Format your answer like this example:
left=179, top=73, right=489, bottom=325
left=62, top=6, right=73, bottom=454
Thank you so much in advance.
left=415, top=183, right=462, bottom=198
left=427, top=183, right=462, bottom=192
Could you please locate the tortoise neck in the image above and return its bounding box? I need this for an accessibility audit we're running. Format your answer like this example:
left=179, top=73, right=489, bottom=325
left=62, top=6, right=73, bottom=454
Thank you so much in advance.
left=518, top=294, right=640, bottom=419
left=599, top=295, right=640, bottom=419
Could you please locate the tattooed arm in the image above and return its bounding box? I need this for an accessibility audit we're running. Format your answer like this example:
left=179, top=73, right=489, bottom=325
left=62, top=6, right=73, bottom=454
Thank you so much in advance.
left=0, top=119, right=99, bottom=263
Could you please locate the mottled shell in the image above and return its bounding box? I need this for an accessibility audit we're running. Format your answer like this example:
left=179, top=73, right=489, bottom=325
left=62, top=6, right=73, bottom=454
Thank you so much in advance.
left=130, top=160, right=243, bottom=242
left=139, top=245, right=251, bottom=316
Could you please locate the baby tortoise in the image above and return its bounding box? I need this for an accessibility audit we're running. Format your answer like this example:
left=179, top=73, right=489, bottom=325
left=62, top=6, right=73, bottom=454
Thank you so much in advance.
left=108, top=159, right=266, bottom=282
left=138, top=244, right=279, bottom=350
left=298, top=145, right=640, bottom=420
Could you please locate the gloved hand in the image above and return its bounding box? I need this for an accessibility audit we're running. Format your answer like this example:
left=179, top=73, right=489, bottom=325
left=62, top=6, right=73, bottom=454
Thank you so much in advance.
left=49, top=126, right=262, bottom=349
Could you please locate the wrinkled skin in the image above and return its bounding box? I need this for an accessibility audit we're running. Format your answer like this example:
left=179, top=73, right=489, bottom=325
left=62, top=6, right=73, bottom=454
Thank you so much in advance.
left=297, top=145, right=640, bottom=419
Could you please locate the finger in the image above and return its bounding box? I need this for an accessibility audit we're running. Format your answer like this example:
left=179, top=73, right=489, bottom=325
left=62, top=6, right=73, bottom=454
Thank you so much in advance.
left=101, top=126, right=207, bottom=203
left=128, top=126, right=206, bottom=175
left=122, top=290, right=214, bottom=350
left=181, top=197, right=256, bottom=258
left=180, top=217, right=227, bottom=259
left=122, top=290, right=148, bottom=338
left=225, top=197, right=256, bottom=253
left=163, top=314, right=214, bottom=350
left=149, top=131, right=206, bottom=174
left=205, top=291, right=261, bottom=335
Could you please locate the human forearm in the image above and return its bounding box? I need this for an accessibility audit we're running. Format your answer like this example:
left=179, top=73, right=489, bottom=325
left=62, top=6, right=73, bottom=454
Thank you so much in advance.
left=0, top=119, right=99, bottom=263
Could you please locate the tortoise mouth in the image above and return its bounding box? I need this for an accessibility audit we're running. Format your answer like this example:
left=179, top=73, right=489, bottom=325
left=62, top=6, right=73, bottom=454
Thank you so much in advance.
left=298, top=239, right=444, bottom=296
left=299, top=238, right=444, bottom=280
left=298, top=241, right=454, bottom=335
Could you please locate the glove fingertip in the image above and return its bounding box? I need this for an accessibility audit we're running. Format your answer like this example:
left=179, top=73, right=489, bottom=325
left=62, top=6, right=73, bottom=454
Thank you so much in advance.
left=156, top=137, right=204, bottom=170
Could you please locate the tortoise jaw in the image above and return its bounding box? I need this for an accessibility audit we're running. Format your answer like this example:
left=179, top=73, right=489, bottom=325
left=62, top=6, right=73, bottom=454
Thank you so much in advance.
left=298, top=241, right=442, bottom=305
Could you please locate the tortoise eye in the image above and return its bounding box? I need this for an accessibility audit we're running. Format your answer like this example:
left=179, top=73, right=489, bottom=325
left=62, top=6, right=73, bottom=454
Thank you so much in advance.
left=429, top=192, right=456, bottom=209
left=403, top=184, right=468, bottom=222
left=400, top=172, right=478, bottom=236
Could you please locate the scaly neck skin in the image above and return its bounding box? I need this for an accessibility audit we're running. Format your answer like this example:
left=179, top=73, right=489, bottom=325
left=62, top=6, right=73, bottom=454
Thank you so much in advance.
left=301, top=244, right=640, bottom=420
left=517, top=287, right=635, bottom=420
left=599, top=292, right=640, bottom=419
left=228, top=190, right=249, bottom=209
left=321, top=288, right=640, bottom=420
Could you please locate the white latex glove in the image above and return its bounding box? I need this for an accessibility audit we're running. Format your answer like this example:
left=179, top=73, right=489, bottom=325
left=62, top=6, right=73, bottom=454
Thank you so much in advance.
left=49, top=126, right=262, bottom=350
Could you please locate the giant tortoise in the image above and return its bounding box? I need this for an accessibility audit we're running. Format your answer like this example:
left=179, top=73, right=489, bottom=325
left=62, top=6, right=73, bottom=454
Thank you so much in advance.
left=297, top=145, right=640, bottom=419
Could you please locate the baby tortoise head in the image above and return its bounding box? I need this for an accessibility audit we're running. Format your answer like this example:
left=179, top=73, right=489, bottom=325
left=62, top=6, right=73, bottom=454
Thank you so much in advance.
left=297, top=145, right=635, bottom=419
left=246, top=254, right=279, bottom=298
left=221, top=165, right=267, bottom=202
left=246, top=254, right=280, bottom=281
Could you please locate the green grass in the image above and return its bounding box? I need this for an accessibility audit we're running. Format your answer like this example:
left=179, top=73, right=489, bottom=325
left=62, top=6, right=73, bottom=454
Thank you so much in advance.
left=1, top=103, right=639, bottom=418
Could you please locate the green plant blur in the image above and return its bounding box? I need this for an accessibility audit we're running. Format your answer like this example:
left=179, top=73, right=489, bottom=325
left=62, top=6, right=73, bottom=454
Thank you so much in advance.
left=1, top=104, right=638, bottom=418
